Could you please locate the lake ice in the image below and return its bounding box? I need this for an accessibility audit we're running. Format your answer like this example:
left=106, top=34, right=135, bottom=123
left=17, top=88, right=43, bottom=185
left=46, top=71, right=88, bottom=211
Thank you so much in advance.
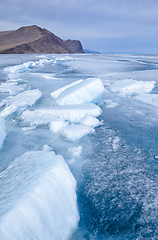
left=0, top=53, right=158, bottom=239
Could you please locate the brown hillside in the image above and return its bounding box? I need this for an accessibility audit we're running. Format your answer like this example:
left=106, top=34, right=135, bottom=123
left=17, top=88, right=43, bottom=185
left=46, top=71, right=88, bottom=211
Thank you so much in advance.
left=0, top=25, right=84, bottom=54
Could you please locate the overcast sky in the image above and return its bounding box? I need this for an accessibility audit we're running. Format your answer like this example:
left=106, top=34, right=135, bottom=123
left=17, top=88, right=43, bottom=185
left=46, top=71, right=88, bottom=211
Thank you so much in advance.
left=0, top=0, right=158, bottom=53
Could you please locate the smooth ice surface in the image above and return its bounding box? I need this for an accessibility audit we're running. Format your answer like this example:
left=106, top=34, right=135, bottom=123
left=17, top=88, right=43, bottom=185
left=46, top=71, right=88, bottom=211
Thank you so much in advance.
left=51, top=79, right=83, bottom=99
left=0, top=150, right=79, bottom=240
left=109, top=79, right=155, bottom=96
left=0, top=118, right=6, bottom=150
left=135, top=93, right=158, bottom=107
left=0, top=89, right=42, bottom=118
left=60, top=124, right=95, bottom=141
left=21, top=104, right=102, bottom=126
left=55, top=78, right=105, bottom=105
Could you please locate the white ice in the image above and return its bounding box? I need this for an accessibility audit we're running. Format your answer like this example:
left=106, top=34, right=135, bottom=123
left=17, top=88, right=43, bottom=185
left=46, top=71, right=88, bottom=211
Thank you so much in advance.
left=0, top=82, right=26, bottom=95
left=0, top=150, right=79, bottom=240
left=104, top=100, right=118, bottom=108
left=50, top=120, right=68, bottom=134
left=50, top=120, right=95, bottom=141
left=0, top=118, right=6, bottom=150
left=80, top=116, right=102, bottom=128
left=68, top=146, right=83, bottom=158
left=0, top=89, right=42, bottom=118
left=134, top=93, right=158, bottom=107
left=60, top=123, right=95, bottom=141
left=21, top=104, right=102, bottom=127
left=112, top=136, right=120, bottom=150
left=51, top=79, right=83, bottom=99
left=109, top=79, right=155, bottom=96
left=4, top=59, right=52, bottom=75
left=54, top=78, right=105, bottom=105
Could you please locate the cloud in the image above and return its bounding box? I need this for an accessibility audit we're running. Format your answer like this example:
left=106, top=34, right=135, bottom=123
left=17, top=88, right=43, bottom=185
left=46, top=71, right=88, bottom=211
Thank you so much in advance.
left=0, top=0, right=158, bottom=52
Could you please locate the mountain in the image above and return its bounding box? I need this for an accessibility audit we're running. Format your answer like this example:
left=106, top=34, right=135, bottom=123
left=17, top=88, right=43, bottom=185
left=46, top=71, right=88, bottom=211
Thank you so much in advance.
left=0, top=25, right=84, bottom=54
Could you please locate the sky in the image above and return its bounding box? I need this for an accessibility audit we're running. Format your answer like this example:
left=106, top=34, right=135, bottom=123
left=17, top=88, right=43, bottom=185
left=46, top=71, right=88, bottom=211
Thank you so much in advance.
left=0, top=0, right=158, bottom=53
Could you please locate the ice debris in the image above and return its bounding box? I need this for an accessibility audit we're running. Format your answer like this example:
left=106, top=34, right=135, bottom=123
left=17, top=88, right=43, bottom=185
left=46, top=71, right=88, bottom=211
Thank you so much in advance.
left=21, top=104, right=102, bottom=127
left=0, top=82, right=26, bottom=95
left=60, top=123, right=95, bottom=141
left=0, top=89, right=42, bottom=118
left=68, top=146, right=83, bottom=158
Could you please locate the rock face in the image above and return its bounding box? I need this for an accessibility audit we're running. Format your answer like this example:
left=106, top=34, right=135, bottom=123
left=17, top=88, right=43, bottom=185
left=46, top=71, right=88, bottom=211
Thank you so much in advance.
left=0, top=25, right=84, bottom=54
left=65, top=39, right=84, bottom=53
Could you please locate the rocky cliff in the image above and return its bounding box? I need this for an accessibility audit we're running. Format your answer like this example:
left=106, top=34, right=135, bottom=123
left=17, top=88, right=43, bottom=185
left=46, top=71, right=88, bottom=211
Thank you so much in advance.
left=0, top=25, right=84, bottom=54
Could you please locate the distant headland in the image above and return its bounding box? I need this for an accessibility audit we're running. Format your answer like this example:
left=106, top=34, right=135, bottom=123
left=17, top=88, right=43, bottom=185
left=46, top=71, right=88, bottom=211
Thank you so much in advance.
left=0, top=25, right=84, bottom=54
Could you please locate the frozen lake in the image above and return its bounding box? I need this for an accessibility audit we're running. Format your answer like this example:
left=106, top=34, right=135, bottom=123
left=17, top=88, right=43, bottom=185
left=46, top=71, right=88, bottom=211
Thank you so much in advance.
left=0, top=53, right=158, bottom=239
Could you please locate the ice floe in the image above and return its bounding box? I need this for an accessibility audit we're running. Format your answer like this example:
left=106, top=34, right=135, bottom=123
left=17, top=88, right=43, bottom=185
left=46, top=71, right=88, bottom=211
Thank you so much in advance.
left=0, top=89, right=42, bottom=118
left=51, top=79, right=83, bottom=99
left=4, top=58, right=55, bottom=82
left=50, top=120, right=68, bottom=134
left=50, top=118, right=99, bottom=141
left=4, top=59, right=52, bottom=75
left=0, top=118, right=6, bottom=150
left=54, top=78, right=105, bottom=105
left=60, top=123, right=95, bottom=141
left=109, top=79, right=155, bottom=96
left=0, top=149, right=79, bottom=240
left=0, top=82, right=26, bottom=95
left=80, top=116, right=102, bottom=128
left=21, top=104, right=102, bottom=127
